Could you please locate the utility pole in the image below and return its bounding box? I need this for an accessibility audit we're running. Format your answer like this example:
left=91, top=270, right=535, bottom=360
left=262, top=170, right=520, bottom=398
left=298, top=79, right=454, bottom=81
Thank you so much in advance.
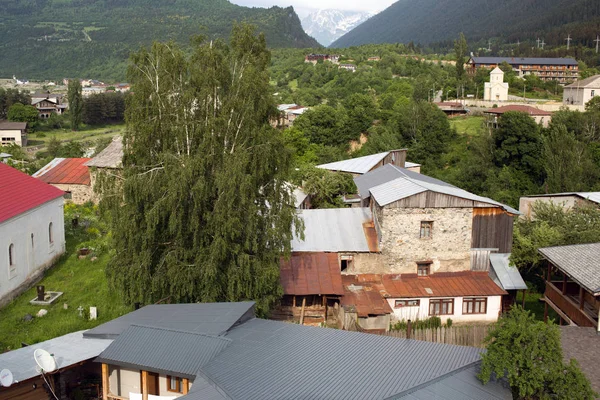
left=536, top=38, right=541, bottom=48
left=541, top=40, right=546, bottom=50
left=487, top=40, right=491, bottom=52
left=595, top=35, right=600, bottom=54
left=566, top=34, right=572, bottom=50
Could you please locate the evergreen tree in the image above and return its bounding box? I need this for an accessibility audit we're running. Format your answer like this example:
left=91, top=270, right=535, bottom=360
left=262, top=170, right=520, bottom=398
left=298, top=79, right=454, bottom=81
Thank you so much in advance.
left=67, top=79, right=83, bottom=131
left=101, top=25, right=297, bottom=315
left=454, top=33, right=468, bottom=81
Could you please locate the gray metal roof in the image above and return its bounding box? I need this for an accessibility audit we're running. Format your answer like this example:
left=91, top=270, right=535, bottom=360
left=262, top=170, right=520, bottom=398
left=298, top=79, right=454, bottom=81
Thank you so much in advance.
left=522, top=192, right=600, bottom=205
left=539, top=243, right=600, bottom=295
left=291, top=208, right=373, bottom=252
left=193, top=318, right=488, bottom=400
left=398, top=364, right=511, bottom=400
left=32, top=157, right=65, bottom=178
left=362, top=164, right=519, bottom=214
left=0, top=121, right=27, bottom=130
left=470, top=56, right=578, bottom=66
left=84, top=302, right=255, bottom=339
left=293, top=187, right=308, bottom=208
left=84, top=135, right=123, bottom=168
left=317, top=150, right=404, bottom=174
left=180, top=373, right=231, bottom=400
left=96, top=325, right=231, bottom=379
left=565, top=75, right=600, bottom=89
left=489, top=253, right=528, bottom=291
left=0, top=330, right=112, bottom=383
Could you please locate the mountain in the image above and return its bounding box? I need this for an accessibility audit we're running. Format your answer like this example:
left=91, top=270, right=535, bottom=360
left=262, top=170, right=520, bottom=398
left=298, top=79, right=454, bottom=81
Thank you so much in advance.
left=301, top=9, right=374, bottom=47
left=0, top=0, right=320, bottom=81
left=330, top=0, right=600, bottom=48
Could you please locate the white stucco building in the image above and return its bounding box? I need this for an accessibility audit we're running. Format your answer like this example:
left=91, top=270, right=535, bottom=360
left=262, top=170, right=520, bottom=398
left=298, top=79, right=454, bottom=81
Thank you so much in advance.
left=484, top=67, right=509, bottom=102
left=563, top=75, right=600, bottom=106
left=0, top=121, right=27, bottom=147
left=0, top=164, right=65, bottom=306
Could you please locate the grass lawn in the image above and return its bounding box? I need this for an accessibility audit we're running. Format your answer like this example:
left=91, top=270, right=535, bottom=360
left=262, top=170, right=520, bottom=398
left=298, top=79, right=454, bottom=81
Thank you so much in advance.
left=523, top=291, right=558, bottom=322
left=26, top=124, right=125, bottom=150
left=449, top=116, right=485, bottom=136
left=0, top=209, right=130, bottom=352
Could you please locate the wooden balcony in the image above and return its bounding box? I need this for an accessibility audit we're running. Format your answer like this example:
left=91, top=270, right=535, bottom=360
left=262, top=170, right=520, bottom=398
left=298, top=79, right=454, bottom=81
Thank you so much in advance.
left=544, top=281, right=597, bottom=327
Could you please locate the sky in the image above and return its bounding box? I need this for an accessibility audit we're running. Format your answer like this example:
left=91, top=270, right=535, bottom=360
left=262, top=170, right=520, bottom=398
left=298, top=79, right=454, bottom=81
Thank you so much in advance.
left=229, top=0, right=396, bottom=18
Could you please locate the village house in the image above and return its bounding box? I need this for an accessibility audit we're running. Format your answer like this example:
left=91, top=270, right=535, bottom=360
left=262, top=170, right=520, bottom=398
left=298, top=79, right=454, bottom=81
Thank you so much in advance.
left=80, top=301, right=511, bottom=400
left=317, top=149, right=421, bottom=177
left=274, top=104, right=309, bottom=127
left=540, top=243, right=600, bottom=331
left=484, top=67, right=509, bottom=102
left=519, top=192, right=600, bottom=219
left=562, top=74, right=600, bottom=106
left=339, top=63, right=357, bottom=72
left=31, top=93, right=67, bottom=119
left=484, top=104, right=552, bottom=128
left=368, top=56, right=381, bottom=62
left=467, top=56, right=579, bottom=83
left=85, top=136, right=123, bottom=194
left=304, top=53, right=340, bottom=64
left=0, top=164, right=65, bottom=306
left=434, top=102, right=469, bottom=117
left=0, top=121, right=27, bottom=146
left=33, top=158, right=94, bottom=204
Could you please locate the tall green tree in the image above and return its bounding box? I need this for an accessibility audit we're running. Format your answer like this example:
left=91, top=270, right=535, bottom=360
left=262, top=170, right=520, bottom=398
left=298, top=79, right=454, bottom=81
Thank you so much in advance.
left=7, top=103, right=38, bottom=124
left=479, top=307, right=595, bottom=400
left=454, top=32, right=468, bottom=81
left=102, top=25, right=297, bottom=314
left=67, top=79, right=83, bottom=131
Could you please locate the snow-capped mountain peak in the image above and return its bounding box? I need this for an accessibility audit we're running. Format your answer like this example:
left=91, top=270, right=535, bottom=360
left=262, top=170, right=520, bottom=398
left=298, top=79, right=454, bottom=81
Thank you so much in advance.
left=301, top=9, right=375, bottom=47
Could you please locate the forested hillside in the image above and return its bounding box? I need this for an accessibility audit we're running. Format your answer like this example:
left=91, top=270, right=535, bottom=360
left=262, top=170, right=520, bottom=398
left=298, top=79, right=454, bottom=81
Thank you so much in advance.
left=331, top=0, right=600, bottom=49
left=0, top=0, right=320, bottom=80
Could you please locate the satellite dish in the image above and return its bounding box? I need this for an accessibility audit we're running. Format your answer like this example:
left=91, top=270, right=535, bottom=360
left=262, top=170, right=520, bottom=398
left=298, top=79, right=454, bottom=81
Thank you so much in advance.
left=0, top=369, right=13, bottom=387
left=34, top=349, right=57, bottom=373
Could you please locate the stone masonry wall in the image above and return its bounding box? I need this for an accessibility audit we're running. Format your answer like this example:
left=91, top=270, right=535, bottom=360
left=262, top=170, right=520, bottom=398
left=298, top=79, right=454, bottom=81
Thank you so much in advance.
left=378, top=207, right=473, bottom=274
left=53, top=183, right=95, bottom=204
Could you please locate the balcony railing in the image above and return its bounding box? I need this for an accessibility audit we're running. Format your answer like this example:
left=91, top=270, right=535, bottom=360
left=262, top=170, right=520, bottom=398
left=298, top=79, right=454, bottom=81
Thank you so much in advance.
left=545, top=282, right=597, bottom=327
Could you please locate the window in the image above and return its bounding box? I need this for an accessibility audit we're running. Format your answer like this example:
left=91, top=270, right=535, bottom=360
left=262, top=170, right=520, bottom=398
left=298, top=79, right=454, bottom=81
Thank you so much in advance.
left=395, top=299, right=420, bottom=308
left=64, top=191, right=72, bottom=200
left=8, top=243, right=14, bottom=266
left=420, top=221, right=433, bottom=239
left=592, top=90, right=596, bottom=97
left=429, top=299, right=454, bottom=316
left=340, top=255, right=353, bottom=272
left=31, top=233, right=34, bottom=248
left=167, top=375, right=183, bottom=393
left=48, top=222, right=53, bottom=244
left=463, top=297, right=487, bottom=314
left=417, top=262, right=431, bottom=276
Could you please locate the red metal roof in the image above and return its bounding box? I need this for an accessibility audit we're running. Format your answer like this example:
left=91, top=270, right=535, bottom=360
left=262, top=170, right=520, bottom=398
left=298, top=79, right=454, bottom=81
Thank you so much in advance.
left=0, top=163, right=64, bottom=224
left=280, top=252, right=344, bottom=296
left=484, top=105, right=552, bottom=116
left=34, top=158, right=91, bottom=185
left=341, top=275, right=393, bottom=317
left=382, top=271, right=507, bottom=298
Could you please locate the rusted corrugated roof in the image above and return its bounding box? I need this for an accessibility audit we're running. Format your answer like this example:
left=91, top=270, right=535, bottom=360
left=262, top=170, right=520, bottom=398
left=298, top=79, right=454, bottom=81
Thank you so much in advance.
left=280, top=252, right=344, bottom=296
left=33, top=157, right=91, bottom=185
left=382, top=271, right=507, bottom=298
left=341, top=275, right=393, bottom=317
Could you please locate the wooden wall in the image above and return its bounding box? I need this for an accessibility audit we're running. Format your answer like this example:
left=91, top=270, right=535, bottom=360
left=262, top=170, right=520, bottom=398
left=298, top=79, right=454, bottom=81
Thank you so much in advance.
left=0, top=377, right=48, bottom=400
left=383, top=192, right=491, bottom=209
left=471, top=208, right=514, bottom=253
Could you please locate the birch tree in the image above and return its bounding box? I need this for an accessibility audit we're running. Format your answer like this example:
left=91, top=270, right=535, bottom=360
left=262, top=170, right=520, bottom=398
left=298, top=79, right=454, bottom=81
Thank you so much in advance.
left=102, top=25, right=297, bottom=314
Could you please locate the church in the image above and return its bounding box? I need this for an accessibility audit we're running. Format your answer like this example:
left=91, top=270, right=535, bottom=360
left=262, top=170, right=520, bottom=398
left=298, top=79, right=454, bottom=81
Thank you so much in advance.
left=484, top=67, right=509, bottom=102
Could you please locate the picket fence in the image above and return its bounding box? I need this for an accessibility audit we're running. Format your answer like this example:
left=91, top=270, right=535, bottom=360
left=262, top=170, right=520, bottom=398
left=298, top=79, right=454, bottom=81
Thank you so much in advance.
left=381, top=325, right=492, bottom=348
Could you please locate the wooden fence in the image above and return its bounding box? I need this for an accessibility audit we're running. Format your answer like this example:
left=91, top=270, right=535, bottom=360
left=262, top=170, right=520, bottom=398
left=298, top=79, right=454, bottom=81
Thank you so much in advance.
left=380, top=325, right=492, bottom=348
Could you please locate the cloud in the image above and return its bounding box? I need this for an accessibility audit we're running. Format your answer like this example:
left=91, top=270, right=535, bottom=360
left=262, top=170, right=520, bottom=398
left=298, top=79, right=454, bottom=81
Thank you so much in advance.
left=230, top=0, right=395, bottom=17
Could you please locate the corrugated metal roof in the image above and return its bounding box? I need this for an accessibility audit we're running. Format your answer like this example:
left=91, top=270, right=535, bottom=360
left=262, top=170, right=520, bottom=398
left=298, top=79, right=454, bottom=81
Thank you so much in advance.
left=0, top=331, right=112, bottom=383
left=0, top=163, right=64, bottom=224
left=33, top=157, right=91, bottom=185
left=522, top=192, right=600, bottom=205
left=489, top=253, right=528, bottom=291
left=317, top=151, right=399, bottom=174
left=470, top=56, right=578, bottom=66
left=84, top=136, right=123, bottom=168
left=399, top=364, right=512, bottom=400
left=84, top=302, right=256, bottom=339
left=292, top=187, right=308, bottom=208
left=291, top=208, right=374, bottom=252
left=96, top=325, right=231, bottom=379
left=0, top=121, right=27, bottom=130
left=196, top=318, right=487, bottom=400
left=565, top=75, right=600, bottom=89
left=404, top=161, right=421, bottom=168
left=539, top=243, right=600, bottom=295
left=180, top=373, right=231, bottom=400
left=280, top=252, right=344, bottom=295
left=382, top=271, right=507, bottom=298
left=341, top=275, right=393, bottom=316
left=362, top=164, right=519, bottom=214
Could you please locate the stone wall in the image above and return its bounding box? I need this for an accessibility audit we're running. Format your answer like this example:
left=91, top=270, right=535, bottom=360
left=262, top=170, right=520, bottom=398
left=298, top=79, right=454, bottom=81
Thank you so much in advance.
left=378, top=207, right=473, bottom=273
left=53, top=183, right=95, bottom=204
left=341, top=253, right=387, bottom=275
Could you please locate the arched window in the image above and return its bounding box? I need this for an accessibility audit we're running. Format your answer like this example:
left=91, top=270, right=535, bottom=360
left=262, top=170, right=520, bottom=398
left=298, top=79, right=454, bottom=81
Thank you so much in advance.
left=48, top=222, right=53, bottom=244
left=8, top=243, right=14, bottom=266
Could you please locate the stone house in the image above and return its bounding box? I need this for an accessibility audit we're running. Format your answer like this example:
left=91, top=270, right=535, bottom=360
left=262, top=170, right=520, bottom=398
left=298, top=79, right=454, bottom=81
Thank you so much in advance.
left=85, top=136, right=123, bottom=195
left=562, top=74, right=600, bottom=106
left=0, top=121, right=27, bottom=146
left=0, top=163, right=65, bottom=307
left=33, top=158, right=94, bottom=204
